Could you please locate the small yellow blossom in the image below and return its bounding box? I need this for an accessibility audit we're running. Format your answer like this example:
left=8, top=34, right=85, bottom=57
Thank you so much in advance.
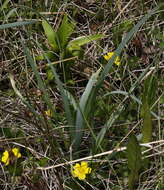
left=44, top=109, right=52, bottom=117
left=1, top=151, right=10, bottom=166
left=103, top=52, right=120, bottom=66
left=12, top=148, right=21, bottom=158
left=1, top=148, right=21, bottom=166
left=71, top=161, right=92, bottom=180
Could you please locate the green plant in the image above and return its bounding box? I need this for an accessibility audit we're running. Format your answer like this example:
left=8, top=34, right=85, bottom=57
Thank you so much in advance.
left=41, top=14, right=105, bottom=82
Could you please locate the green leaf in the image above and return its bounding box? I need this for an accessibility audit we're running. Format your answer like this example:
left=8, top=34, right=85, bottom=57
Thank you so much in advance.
left=73, top=68, right=102, bottom=150
left=160, top=94, right=164, bottom=104
left=0, top=0, right=10, bottom=11
left=141, top=101, right=152, bottom=143
left=4, top=8, right=17, bottom=20
left=0, top=127, right=13, bottom=138
left=67, top=34, right=105, bottom=52
left=103, top=89, right=158, bottom=122
left=67, top=44, right=83, bottom=58
left=63, top=89, right=77, bottom=111
left=35, top=51, right=56, bottom=61
left=42, top=20, right=58, bottom=51
left=127, top=134, right=142, bottom=171
left=57, top=14, right=75, bottom=49
left=128, top=173, right=138, bottom=190
left=8, top=162, right=23, bottom=176
left=142, top=74, right=157, bottom=107
left=46, top=69, right=54, bottom=81
left=96, top=105, right=124, bottom=151
left=66, top=33, right=104, bottom=59
left=127, top=134, right=142, bottom=190
left=141, top=74, right=156, bottom=143
left=0, top=20, right=37, bottom=30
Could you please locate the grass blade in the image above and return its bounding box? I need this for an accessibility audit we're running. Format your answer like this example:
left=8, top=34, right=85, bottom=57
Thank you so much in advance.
left=0, top=20, right=37, bottom=30
left=73, top=68, right=102, bottom=150
left=96, top=105, right=124, bottom=151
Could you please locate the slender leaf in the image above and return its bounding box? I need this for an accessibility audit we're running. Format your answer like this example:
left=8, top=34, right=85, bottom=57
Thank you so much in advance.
left=104, top=89, right=159, bottom=119
left=64, top=89, right=78, bottom=111
left=141, top=102, right=152, bottom=143
left=96, top=105, right=124, bottom=150
left=127, top=134, right=142, bottom=190
left=4, top=8, right=17, bottom=21
left=0, top=20, right=37, bottom=30
left=142, top=74, right=157, bottom=107
left=141, top=75, right=156, bottom=143
left=73, top=68, right=102, bottom=149
left=67, top=34, right=105, bottom=51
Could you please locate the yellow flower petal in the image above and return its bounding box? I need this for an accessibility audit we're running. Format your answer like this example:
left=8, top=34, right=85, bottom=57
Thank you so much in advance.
left=71, top=170, right=77, bottom=177
left=1, top=150, right=10, bottom=166
left=73, top=163, right=80, bottom=169
left=12, top=148, right=21, bottom=158
left=78, top=174, right=86, bottom=180
left=104, top=52, right=114, bottom=60
left=81, top=161, right=88, bottom=167
left=103, top=51, right=120, bottom=66
left=44, top=109, right=52, bottom=117
left=85, top=167, right=92, bottom=174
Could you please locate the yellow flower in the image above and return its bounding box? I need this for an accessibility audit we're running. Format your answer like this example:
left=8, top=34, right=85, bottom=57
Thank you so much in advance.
left=44, top=109, right=52, bottom=117
left=1, top=148, right=21, bottom=166
left=103, top=52, right=120, bottom=66
left=71, top=161, right=92, bottom=180
left=12, top=148, right=21, bottom=158
left=1, top=151, right=10, bottom=166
